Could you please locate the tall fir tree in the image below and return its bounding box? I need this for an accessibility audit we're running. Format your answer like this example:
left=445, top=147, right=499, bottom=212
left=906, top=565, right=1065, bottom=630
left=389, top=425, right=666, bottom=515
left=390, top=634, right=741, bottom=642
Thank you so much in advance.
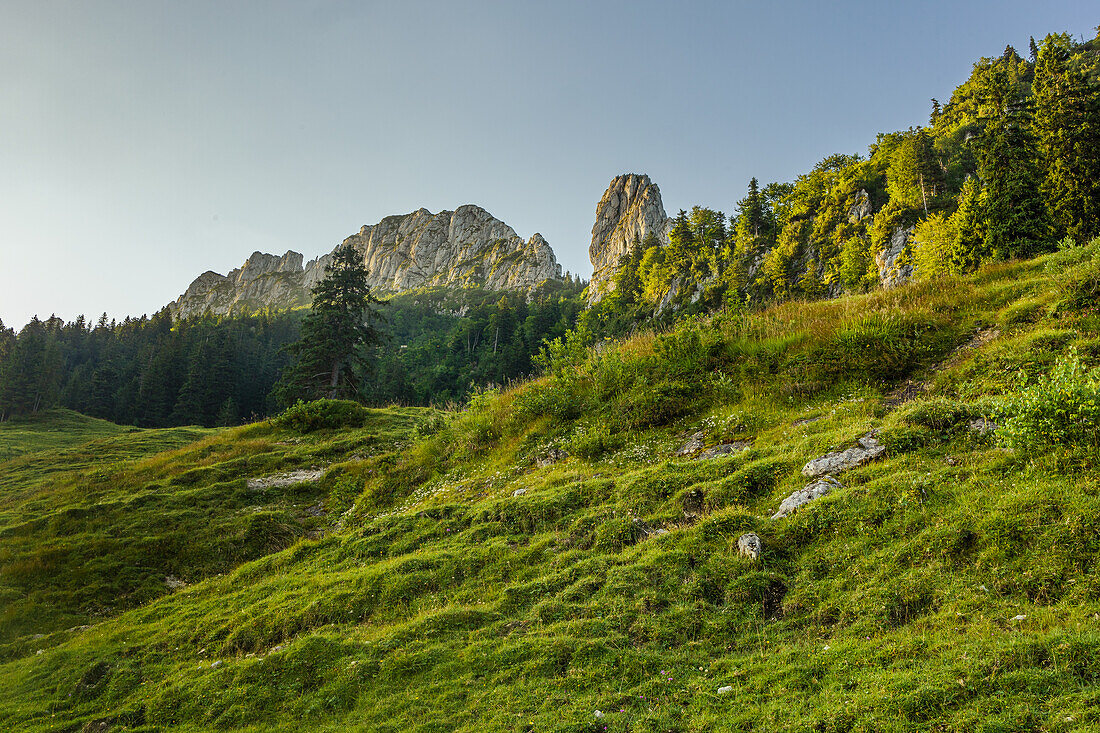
left=1033, top=33, right=1100, bottom=242
left=275, top=243, right=384, bottom=404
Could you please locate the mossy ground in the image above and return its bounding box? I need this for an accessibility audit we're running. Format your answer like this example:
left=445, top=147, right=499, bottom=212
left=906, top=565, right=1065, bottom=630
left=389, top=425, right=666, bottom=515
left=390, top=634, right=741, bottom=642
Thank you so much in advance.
left=2, top=247, right=1100, bottom=732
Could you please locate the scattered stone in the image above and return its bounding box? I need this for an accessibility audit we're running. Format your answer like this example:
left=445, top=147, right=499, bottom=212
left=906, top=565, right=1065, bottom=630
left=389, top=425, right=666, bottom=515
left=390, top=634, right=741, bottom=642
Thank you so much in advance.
left=511, top=488, right=528, bottom=497
left=736, top=533, right=763, bottom=561
left=773, top=476, right=844, bottom=519
left=210, top=660, right=223, bottom=669
left=594, top=710, right=605, bottom=719
left=695, top=441, right=752, bottom=460
left=675, top=431, right=707, bottom=457
left=654, top=528, right=670, bottom=536
left=165, top=575, right=188, bottom=591
left=792, top=415, right=825, bottom=427
left=535, top=447, right=568, bottom=468
left=32, top=633, right=45, bottom=640
left=717, top=685, right=734, bottom=695
left=303, top=503, right=327, bottom=518
left=968, top=417, right=996, bottom=436
left=945, top=456, right=958, bottom=467
left=36, top=649, right=43, bottom=655
left=247, top=468, right=324, bottom=491
left=801, top=432, right=885, bottom=478
left=1012, top=614, right=1027, bottom=622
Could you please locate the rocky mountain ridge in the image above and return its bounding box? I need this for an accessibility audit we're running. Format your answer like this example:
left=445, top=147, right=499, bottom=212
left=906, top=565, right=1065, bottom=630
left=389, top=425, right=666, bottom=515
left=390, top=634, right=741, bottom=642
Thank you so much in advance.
left=169, top=205, right=562, bottom=319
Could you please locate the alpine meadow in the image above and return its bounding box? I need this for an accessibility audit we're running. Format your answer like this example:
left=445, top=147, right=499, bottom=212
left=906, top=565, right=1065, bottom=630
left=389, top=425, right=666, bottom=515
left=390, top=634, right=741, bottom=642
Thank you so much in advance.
left=2, top=13, right=1100, bottom=733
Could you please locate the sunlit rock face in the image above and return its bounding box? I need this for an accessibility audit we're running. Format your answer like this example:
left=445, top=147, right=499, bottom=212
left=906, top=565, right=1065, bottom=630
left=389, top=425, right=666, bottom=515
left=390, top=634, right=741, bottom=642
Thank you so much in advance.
left=586, top=174, right=670, bottom=304
left=169, top=206, right=562, bottom=319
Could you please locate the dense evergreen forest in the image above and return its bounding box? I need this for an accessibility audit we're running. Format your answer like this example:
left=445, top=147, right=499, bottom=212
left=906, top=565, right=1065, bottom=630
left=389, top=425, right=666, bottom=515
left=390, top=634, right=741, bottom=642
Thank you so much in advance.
left=0, top=279, right=585, bottom=426
left=2, top=31, right=1098, bottom=426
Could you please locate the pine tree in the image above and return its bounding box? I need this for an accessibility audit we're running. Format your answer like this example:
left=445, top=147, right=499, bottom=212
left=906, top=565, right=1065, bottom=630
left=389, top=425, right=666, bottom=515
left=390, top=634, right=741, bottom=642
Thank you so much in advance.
left=275, top=243, right=384, bottom=404
left=1033, top=33, right=1100, bottom=242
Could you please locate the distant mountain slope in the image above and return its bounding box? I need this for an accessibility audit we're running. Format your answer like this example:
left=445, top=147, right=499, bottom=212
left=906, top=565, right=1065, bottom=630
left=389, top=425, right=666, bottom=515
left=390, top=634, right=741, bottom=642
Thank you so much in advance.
left=169, top=205, right=562, bottom=319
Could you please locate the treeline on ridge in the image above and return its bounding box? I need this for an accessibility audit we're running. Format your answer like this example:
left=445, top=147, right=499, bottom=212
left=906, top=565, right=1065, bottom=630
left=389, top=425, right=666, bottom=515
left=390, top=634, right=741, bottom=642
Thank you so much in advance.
left=0, top=281, right=585, bottom=426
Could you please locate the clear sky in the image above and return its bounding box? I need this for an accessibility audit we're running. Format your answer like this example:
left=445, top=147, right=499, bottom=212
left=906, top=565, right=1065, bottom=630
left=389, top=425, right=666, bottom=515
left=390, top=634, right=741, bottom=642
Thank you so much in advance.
left=1, top=1, right=1095, bottom=328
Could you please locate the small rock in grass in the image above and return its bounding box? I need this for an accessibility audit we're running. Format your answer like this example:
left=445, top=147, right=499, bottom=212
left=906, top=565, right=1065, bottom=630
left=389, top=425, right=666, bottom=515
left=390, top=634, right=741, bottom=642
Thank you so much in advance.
left=695, top=441, right=752, bottom=460
left=512, top=488, right=527, bottom=497
left=1013, top=614, right=1026, bottom=621
left=736, top=532, right=763, bottom=561
left=675, top=431, right=707, bottom=457
left=594, top=709, right=605, bottom=719
left=773, top=476, right=844, bottom=519
left=717, top=685, right=733, bottom=695
left=165, top=574, right=188, bottom=590
left=801, top=432, right=885, bottom=478
left=210, top=660, right=222, bottom=669
left=536, top=447, right=568, bottom=468
left=968, top=417, right=996, bottom=436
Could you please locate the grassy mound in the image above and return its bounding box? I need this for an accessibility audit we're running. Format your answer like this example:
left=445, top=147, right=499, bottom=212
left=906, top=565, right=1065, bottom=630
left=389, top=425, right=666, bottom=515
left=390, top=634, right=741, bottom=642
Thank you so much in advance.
left=2, top=248, right=1100, bottom=731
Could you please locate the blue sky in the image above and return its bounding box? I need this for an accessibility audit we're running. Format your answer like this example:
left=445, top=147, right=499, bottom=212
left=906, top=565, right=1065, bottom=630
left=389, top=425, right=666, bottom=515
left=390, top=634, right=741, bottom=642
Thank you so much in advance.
left=1, top=1, right=1096, bottom=327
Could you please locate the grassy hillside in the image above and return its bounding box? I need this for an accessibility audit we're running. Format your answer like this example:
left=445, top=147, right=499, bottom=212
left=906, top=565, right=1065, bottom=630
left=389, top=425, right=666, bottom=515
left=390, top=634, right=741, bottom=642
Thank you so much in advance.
left=1, top=243, right=1099, bottom=732
left=0, top=409, right=133, bottom=460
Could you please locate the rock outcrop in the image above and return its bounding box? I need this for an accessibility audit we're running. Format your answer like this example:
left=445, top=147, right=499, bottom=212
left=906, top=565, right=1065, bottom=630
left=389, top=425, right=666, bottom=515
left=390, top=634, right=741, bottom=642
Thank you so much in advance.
left=587, top=174, right=670, bottom=304
left=737, top=532, right=763, bottom=560
left=773, top=476, right=844, bottom=519
left=876, top=226, right=914, bottom=289
left=801, top=432, right=885, bottom=478
left=170, top=205, right=562, bottom=319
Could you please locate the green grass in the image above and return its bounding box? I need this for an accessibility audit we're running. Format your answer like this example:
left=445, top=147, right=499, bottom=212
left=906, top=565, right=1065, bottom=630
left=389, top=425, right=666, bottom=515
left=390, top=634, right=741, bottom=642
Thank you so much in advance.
left=2, top=249, right=1100, bottom=731
left=0, top=409, right=132, bottom=460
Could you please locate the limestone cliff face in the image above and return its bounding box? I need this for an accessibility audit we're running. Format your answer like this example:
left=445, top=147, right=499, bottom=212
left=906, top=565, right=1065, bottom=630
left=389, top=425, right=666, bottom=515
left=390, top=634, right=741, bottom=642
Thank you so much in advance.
left=345, top=205, right=560, bottom=293
left=170, top=205, right=562, bottom=319
left=587, top=174, right=669, bottom=304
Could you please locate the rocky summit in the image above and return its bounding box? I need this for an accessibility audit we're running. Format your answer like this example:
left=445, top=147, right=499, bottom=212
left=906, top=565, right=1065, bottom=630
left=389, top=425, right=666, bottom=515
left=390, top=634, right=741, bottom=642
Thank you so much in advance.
left=169, top=205, right=562, bottom=319
left=586, top=173, right=670, bottom=304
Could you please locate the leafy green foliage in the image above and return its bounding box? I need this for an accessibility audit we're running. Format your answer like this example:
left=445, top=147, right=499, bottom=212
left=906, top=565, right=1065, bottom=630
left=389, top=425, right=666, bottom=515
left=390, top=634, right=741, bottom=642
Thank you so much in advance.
left=996, top=349, right=1100, bottom=455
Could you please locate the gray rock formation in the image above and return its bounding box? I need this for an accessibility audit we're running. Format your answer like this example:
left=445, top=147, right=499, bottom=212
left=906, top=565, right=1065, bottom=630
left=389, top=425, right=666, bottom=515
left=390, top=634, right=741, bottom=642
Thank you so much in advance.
left=801, top=432, right=885, bottom=478
left=773, top=476, right=844, bottom=519
left=587, top=174, right=670, bottom=304
left=876, top=226, right=914, bottom=289
left=170, top=205, right=562, bottom=319
left=736, top=532, right=763, bottom=560
left=848, top=190, right=873, bottom=224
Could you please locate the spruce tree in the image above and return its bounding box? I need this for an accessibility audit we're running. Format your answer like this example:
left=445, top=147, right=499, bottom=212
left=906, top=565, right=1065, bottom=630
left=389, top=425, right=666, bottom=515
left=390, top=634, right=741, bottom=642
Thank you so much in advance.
left=1033, top=33, right=1100, bottom=242
left=275, top=243, right=383, bottom=404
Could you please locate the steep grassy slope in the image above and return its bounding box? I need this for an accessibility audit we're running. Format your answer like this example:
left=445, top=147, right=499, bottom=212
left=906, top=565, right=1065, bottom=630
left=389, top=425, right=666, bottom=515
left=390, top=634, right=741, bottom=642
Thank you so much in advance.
left=1, top=244, right=1099, bottom=732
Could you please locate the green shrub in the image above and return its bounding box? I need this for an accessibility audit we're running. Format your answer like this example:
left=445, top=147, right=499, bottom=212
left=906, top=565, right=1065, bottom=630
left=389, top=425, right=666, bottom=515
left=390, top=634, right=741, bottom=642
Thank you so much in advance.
left=275, top=400, right=370, bottom=432
left=565, top=422, right=622, bottom=461
left=878, top=425, right=934, bottom=453
left=621, top=380, right=700, bottom=429
left=996, top=349, right=1100, bottom=455
left=897, top=398, right=976, bottom=432
left=1061, top=257, right=1100, bottom=310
